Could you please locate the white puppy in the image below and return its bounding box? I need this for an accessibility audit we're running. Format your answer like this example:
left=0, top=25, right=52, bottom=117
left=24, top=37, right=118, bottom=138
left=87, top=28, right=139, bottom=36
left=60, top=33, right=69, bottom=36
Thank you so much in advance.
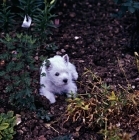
left=40, top=54, right=78, bottom=103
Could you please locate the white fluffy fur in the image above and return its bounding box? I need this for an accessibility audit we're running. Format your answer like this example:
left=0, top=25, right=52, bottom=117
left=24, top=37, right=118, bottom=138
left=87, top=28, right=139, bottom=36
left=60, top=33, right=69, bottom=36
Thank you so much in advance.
left=40, top=54, right=78, bottom=103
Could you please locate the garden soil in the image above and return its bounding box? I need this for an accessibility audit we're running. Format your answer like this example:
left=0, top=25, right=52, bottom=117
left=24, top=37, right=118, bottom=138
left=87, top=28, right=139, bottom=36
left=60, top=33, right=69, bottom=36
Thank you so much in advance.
left=0, top=0, right=139, bottom=139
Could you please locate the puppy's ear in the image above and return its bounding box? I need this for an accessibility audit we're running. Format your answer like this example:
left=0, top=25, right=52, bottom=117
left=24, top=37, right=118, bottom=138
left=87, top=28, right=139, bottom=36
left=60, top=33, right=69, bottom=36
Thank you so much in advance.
left=45, top=59, right=52, bottom=70
left=63, top=54, right=69, bottom=63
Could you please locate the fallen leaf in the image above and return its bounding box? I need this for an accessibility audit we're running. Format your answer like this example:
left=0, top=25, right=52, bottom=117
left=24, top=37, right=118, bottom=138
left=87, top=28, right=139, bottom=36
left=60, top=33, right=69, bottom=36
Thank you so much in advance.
left=107, top=91, right=118, bottom=101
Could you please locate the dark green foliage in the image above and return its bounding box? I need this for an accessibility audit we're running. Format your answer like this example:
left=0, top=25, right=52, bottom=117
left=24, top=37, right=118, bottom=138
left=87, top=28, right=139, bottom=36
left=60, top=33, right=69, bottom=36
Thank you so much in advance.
left=113, top=0, right=139, bottom=49
left=37, top=108, right=52, bottom=121
left=17, top=0, right=57, bottom=42
left=0, top=0, right=58, bottom=111
left=46, top=43, right=58, bottom=51
left=52, top=135, right=71, bottom=140
left=0, top=0, right=58, bottom=46
left=0, top=111, right=16, bottom=140
left=113, top=0, right=139, bottom=17
left=0, top=33, right=39, bottom=110
left=0, top=2, right=15, bottom=32
left=33, top=0, right=57, bottom=41
left=18, top=0, right=44, bottom=18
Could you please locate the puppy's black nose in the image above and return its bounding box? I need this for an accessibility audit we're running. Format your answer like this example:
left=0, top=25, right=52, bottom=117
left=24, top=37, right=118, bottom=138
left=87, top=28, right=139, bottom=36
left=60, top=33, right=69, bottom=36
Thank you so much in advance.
left=63, top=79, right=68, bottom=83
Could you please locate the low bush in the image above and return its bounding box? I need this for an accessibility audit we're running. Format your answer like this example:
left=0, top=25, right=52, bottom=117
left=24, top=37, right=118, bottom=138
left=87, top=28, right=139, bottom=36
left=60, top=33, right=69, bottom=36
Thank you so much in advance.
left=64, top=68, right=138, bottom=139
left=0, top=111, right=16, bottom=140
left=0, top=0, right=58, bottom=115
left=113, top=0, right=139, bottom=17
left=0, top=1, right=15, bottom=32
left=113, top=0, right=139, bottom=49
left=0, top=33, right=39, bottom=110
left=0, top=0, right=57, bottom=44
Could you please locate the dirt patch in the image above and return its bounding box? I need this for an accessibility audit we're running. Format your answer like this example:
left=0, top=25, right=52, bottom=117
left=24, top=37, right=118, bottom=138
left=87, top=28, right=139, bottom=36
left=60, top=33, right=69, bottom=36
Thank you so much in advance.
left=1, top=0, right=139, bottom=139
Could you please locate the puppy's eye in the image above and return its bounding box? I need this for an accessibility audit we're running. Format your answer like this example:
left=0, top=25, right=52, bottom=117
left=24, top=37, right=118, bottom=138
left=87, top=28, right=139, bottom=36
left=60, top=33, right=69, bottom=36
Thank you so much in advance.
left=55, top=72, right=59, bottom=76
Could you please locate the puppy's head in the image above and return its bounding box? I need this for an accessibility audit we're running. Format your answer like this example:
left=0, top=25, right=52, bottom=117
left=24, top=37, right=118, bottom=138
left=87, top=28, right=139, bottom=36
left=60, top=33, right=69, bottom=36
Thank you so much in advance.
left=45, top=54, right=71, bottom=86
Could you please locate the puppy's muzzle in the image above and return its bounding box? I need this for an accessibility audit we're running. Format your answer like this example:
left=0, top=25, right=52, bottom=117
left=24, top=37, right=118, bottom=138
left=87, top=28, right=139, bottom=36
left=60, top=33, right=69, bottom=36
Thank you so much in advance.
left=63, top=78, right=68, bottom=84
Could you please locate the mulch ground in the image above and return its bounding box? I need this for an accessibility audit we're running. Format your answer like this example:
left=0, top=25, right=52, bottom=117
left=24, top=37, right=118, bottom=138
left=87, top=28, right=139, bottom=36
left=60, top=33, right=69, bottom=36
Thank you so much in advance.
left=0, top=0, right=139, bottom=139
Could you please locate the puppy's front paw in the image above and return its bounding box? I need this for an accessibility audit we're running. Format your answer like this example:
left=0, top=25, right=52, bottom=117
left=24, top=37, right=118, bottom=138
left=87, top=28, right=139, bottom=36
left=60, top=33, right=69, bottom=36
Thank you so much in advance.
left=49, top=96, right=56, bottom=104
left=40, top=90, right=56, bottom=104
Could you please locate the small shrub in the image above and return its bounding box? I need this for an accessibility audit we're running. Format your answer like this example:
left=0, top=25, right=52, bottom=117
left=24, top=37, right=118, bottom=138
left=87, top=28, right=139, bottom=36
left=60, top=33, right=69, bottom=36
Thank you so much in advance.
left=64, top=68, right=139, bottom=138
left=64, top=69, right=122, bottom=128
left=113, top=0, right=139, bottom=49
left=0, top=0, right=58, bottom=46
left=0, top=1, right=15, bottom=32
left=64, top=91, right=123, bottom=128
left=0, top=33, right=39, bottom=110
left=37, top=108, right=52, bottom=121
left=33, top=0, right=57, bottom=42
left=99, top=123, right=131, bottom=140
left=113, top=0, right=139, bottom=17
left=0, top=0, right=58, bottom=110
left=17, top=0, right=57, bottom=43
left=0, top=111, right=16, bottom=140
left=19, top=0, right=58, bottom=51
left=18, top=0, right=43, bottom=18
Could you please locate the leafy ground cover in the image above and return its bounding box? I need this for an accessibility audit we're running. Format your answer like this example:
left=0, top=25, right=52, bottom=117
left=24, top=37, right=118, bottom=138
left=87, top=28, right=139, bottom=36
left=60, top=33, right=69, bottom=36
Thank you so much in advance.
left=0, top=0, right=139, bottom=139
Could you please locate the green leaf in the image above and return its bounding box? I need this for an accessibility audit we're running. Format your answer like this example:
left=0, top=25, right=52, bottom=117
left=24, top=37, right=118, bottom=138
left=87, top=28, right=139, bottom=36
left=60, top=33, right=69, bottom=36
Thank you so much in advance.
left=0, top=123, right=9, bottom=130
left=128, top=6, right=135, bottom=13
left=7, top=111, right=14, bottom=118
left=81, top=105, right=89, bottom=110
left=0, top=116, right=2, bottom=123
left=50, top=0, right=55, bottom=5
left=45, top=115, right=51, bottom=121
left=4, top=75, right=11, bottom=80
left=25, top=88, right=31, bottom=97
left=8, top=127, right=14, bottom=133
left=133, top=2, right=139, bottom=9
left=122, top=2, right=131, bottom=7
left=0, top=71, right=5, bottom=77
left=107, top=91, right=118, bottom=101
left=5, top=85, right=13, bottom=93
left=14, top=62, right=23, bottom=71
